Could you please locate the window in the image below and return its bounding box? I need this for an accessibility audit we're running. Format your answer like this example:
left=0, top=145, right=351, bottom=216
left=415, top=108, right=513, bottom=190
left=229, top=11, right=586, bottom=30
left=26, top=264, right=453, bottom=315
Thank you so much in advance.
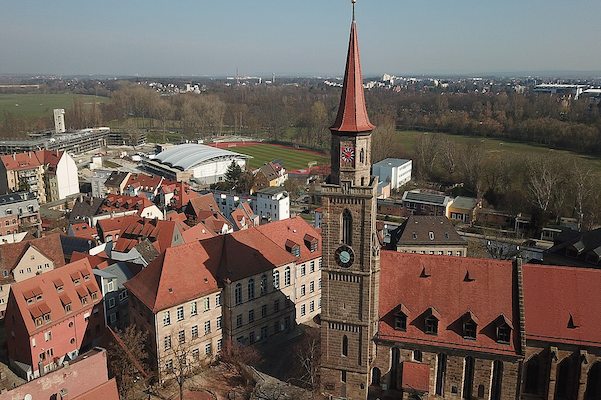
left=301, top=304, right=306, bottom=316
left=462, top=357, right=475, bottom=399
left=497, top=324, right=511, bottom=343
left=165, top=359, right=173, bottom=371
left=301, top=265, right=306, bottom=276
left=319, top=278, right=322, bottom=289
left=309, top=301, right=315, bottom=312
left=178, top=330, right=185, bottom=344
left=216, top=316, right=222, bottom=330
left=163, top=311, right=171, bottom=326
left=260, top=274, right=267, bottom=295
left=273, top=270, right=280, bottom=289
left=217, top=339, right=223, bottom=351
left=192, top=325, right=199, bottom=339
left=204, top=321, right=211, bottom=334
left=274, top=300, right=280, bottom=312
left=118, top=291, right=128, bottom=301
left=425, top=316, right=438, bottom=335
left=191, top=301, right=198, bottom=316
left=342, top=335, right=348, bottom=356
left=203, top=297, right=210, bottom=312
left=491, top=361, right=503, bottom=400
left=64, top=303, right=72, bottom=313
left=164, top=336, right=172, bottom=350
left=192, top=348, right=200, bottom=359
left=249, top=331, right=256, bottom=344
left=342, top=209, right=352, bottom=246
left=429, top=231, right=434, bottom=240
left=248, top=279, right=255, bottom=300
left=236, top=314, right=243, bottom=327
left=261, top=304, right=267, bottom=318
left=310, top=281, right=315, bottom=293
left=44, top=331, right=52, bottom=341
left=235, top=283, right=242, bottom=305
left=395, top=313, right=407, bottom=331
left=413, top=350, right=422, bottom=362
left=310, top=261, right=315, bottom=273
left=300, top=285, right=306, bottom=297
left=284, top=267, right=291, bottom=286
left=205, top=343, right=212, bottom=355
left=249, top=309, right=255, bottom=323
left=436, top=354, right=447, bottom=395
left=108, top=298, right=116, bottom=308
left=260, top=326, right=268, bottom=340
left=524, top=356, right=541, bottom=394
left=463, top=320, right=477, bottom=340
left=341, top=370, right=347, bottom=383
left=177, top=306, right=184, bottom=321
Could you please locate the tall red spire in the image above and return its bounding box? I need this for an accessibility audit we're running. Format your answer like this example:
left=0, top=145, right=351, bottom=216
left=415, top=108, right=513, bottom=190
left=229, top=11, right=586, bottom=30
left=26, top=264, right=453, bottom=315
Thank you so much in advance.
left=330, top=7, right=374, bottom=134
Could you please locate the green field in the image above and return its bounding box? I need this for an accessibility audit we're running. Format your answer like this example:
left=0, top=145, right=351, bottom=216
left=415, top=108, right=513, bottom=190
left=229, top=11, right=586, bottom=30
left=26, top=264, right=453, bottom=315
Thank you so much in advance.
left=229, top=144, right=329, bottom=170
left=0, top=94, right=108, bottom=120
left=393, top=130, right=601, bottom=174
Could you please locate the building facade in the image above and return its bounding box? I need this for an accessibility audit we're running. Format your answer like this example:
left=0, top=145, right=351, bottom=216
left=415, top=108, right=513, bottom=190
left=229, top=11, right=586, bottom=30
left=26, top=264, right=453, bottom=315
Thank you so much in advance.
left=372, top=158, right=412, bottom=191
left=0, top=192, right=41, bottom=237
left=255, top=187, right=290, bottom=222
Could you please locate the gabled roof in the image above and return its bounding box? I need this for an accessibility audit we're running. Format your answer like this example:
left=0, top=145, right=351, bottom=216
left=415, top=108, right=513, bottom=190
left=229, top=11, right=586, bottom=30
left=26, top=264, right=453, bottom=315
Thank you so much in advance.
left=9, top=258, right=101, bottom=335
left=104, top=171, right=130, bottom=188
left=126, top=173, right=163, bottom=190
left=0, top=233, right=65, bottom=273
left=124, top=242, right=220, bottom=313
left=0, top=150, right=62, bottom=171
left=96, top=215, right=140, bottom=237
left=69, top=197, right=104, bottom=223
left=256, top=217, right=322, bottom=264
left=523, top=264, right=601, bottom=346
left=378, top=252, right=520, bottom=356
left=182, top=222, right=216, bottom=243
left=390, top=215, right=465, bottom=247
left=330, top=17, right=374, bottom=134
left=185, top=194, right=231, bottom=234
left=402, top=190, right=452, bottom=207
left=100, top=194, right=154, bottom=214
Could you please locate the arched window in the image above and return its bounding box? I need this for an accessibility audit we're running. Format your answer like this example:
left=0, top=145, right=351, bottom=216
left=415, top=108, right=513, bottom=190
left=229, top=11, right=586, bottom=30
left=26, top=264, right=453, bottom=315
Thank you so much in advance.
left=556, top=358, right=576, bottom=400
left=586, top=362, right=601, bottom=400
left=360, top=148, right=365, bottom=164
left=435, top=353, right=447, bottom=395
left=234, top=283, right=242, bottom=305
left=462, top=356, right=475, bottom=399
left=491, top=360, right=503, bottom=400
left=260, top=274, right=267, bottom=295
left=342, top=335, right=349, bottom=357
left=273, top=270, right=280, bottom=289
left=247, top=279, right=255, bottom=300
left=524, top=355, right=540, bottom=394
left=371, top=367, right=381, bottom=386
left=391, top=348, right=401, bottom=390
left=284, top=267, right=291, bottom=286
left=342, top=209, right=352, bottom=246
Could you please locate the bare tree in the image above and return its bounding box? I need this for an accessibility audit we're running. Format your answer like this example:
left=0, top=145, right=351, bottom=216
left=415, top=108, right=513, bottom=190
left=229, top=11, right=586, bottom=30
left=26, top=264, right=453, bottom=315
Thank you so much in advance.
left=439, top=136, right=459, bottom=177
left=571, top=160, right=594, bottom=229
left=414, top=133, right=439, bottom=180
left=457, top=142, right=486, bottom=197
left=294, top=328, right=321, bottom=390
left=166, top=329, right=210, bottom=400
left=220, top=338, right=262, bottom=376
left=527, top=156, right=562, bottom=213
left=107, top=326, right=150, bottom=400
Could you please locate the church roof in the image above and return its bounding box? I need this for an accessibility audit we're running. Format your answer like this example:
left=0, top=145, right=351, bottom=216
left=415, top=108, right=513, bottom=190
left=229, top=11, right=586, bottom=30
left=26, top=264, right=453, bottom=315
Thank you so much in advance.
left=330, top=16, right=374, bottom=134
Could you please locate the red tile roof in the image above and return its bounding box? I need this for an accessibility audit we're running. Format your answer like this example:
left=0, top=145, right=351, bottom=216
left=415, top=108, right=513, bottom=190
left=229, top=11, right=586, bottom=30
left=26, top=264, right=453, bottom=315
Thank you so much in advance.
left=72, top=378, right=119, bottom=400
left=401, top=361, right=430, bottom=392
left=0, top=150, right=64, bottom=171
left=329, top=19, right=374, bottom=134
left=125, top=173, right=163, bottom=190
left=100, top=194, right=154, bottom=215
left=185, top=194, right=231, bottom=234
left=70, top=222, right=97, bottom=240
left=0, top=233, right=65, bottom=274
left=9, top=258, right=102, bottom=334
left=71, top=251, right=111, bottom=270
left=182, top=221, right=216, bottom=243
left=523, top=264, right=601, bottom=346
left=124, top=242, right=220, bottom=313
left=112, top=218, right=182, bottom=253
left=378, top=252, right=520, bottom=356
left=256, top=217, right=322, bottom=264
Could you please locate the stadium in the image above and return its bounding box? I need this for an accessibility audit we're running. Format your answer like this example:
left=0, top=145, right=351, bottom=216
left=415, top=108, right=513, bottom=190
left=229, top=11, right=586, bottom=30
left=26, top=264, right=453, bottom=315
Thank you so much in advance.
left=143, top=143, right=250, bottom=184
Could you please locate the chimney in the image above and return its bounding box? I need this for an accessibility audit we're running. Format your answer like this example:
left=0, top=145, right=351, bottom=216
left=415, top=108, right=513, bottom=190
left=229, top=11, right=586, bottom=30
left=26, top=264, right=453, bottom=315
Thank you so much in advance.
left=59, top=388, right=69, bottom=400
left=12, top=153, right=15, bottom=160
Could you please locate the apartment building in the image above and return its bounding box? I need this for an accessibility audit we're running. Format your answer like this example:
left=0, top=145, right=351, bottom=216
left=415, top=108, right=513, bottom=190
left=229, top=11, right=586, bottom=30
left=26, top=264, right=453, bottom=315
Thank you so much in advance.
left=255, top=187, right=290, bottom=222
left=0, top=192, right=41, bottom=237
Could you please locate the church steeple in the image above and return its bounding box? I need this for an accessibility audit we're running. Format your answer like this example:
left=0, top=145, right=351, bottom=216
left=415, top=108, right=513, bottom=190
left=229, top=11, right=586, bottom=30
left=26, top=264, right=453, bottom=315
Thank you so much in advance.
left=330, top=1, right=374, bottom=134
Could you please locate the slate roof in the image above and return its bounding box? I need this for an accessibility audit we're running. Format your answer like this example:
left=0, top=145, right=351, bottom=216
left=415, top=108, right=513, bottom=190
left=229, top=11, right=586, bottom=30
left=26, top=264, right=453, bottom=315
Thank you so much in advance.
left=69, top=197, right=104, bottom=223
left=402, top=190, right=452, bottom=206
left=104, top=171, right=130, bottom=188
left=390, top=216, right=465, bottom=247
left=378, top=252, right=520, bottom=356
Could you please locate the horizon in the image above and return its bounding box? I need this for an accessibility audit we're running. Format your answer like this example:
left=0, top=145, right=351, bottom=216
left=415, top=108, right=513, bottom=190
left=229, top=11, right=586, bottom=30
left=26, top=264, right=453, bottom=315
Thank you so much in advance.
left=1, top=0, right=601, bottom=77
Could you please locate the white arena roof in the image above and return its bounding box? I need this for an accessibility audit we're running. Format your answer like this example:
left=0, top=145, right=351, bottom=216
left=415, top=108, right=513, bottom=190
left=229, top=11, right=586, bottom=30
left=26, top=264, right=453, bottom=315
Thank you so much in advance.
left=154, top=143, right=250, bottom=171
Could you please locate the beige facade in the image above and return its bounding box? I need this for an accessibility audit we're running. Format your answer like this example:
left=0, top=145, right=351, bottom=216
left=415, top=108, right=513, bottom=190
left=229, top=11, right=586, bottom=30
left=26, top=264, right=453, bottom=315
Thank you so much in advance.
left=129, top=289, right=223, bottom=382
left=294, top=257, right=321, bottom=324
left=396, top=244, right=467, bottom=257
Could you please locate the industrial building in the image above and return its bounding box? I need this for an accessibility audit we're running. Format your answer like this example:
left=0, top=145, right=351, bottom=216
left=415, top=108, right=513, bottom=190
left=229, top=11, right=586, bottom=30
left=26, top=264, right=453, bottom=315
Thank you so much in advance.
left=0, top=127, right=110, bottom=155
left=143, top=143, right=250, bottom=184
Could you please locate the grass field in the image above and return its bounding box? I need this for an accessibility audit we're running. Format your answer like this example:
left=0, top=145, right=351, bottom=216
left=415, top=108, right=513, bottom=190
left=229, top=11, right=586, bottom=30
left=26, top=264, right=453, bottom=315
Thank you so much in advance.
left=393, top=130, right=601, bottom=173
left=226, top=143, right=329, bottom=170
left=0, top=94, right=108, bottom=121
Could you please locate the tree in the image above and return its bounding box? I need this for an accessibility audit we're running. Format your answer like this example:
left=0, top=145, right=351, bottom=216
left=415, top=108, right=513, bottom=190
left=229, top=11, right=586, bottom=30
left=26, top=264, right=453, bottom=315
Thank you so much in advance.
left=237, top=170, right=256, bottom=194
left=220, top=338, right=262, bottom=376
left=294, top=328, right=321, bottom=390
left=167, top=330, right=209, bottom=400
left=526, top=156, right=562, bottom=214
left=414, top=133, right=439, bottom=180
left=107, top=326, right=150, bottom=400
left=225, top=161, right=243, bottom=190
left=571, top=160, right=594, bottom=229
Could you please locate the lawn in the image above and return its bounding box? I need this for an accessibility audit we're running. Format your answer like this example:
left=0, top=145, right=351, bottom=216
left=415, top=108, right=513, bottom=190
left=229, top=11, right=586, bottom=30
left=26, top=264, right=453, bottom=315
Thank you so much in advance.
left=393, top=130, right=601, bottom=174
left=0, top=94, right=108, bottom=121
left=227, top=143, right=329, bottom=170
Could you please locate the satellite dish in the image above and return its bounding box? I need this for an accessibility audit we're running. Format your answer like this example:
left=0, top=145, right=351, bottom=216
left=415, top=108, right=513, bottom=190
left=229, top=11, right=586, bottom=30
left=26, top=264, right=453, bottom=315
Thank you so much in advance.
left=25, top=394, right=33, bottom=400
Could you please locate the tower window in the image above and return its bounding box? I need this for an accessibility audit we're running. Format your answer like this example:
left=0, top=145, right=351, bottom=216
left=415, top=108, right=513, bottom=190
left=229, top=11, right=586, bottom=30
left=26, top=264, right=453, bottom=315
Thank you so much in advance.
left=342, top=335, right=349, bottom=357
left=360, top=148, right=365, bottom=164
left=342, top=209, right=352, bottom=246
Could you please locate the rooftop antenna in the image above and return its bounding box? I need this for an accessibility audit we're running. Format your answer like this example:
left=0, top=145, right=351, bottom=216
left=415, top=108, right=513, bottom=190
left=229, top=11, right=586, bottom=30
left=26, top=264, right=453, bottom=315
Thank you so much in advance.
left=352, top=0, right=356, bottom=21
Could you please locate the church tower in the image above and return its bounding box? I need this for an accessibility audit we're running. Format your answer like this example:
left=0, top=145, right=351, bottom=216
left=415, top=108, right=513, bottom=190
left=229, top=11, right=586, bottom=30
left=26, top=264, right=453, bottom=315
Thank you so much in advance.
left=320, top=2, right=380, bottom=399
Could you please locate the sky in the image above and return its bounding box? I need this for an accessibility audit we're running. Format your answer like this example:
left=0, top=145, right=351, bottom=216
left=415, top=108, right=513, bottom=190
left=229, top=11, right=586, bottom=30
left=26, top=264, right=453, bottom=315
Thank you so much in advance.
left=1, top=0, right=601, bottom=77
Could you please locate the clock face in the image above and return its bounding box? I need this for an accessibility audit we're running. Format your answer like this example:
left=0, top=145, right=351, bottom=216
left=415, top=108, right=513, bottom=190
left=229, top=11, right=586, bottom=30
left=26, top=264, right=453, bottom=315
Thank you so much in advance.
left=335, top=245, right=355, bottom=268
left=340, top=145, right=355, bottom=164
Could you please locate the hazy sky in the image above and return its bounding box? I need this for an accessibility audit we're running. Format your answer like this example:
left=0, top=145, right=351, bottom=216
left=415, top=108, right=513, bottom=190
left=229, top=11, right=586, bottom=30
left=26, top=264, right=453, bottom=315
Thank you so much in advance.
left=1, top=0, right=601, bottom=77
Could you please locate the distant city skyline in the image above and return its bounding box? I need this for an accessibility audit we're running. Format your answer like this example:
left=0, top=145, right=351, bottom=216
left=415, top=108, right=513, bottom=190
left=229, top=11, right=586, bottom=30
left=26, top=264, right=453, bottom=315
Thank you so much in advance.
left=1, top=0, right=601, bottom=77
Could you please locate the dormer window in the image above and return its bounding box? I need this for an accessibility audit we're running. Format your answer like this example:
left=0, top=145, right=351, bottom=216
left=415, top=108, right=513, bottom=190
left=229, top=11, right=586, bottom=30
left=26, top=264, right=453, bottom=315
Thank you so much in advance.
left=496, top=315, right=513, bottom=344
left=462, top=311, right=479, bottom=340
left=395, top=313, right=407, bottom=331
left=424, top=307, right=440, bottom=335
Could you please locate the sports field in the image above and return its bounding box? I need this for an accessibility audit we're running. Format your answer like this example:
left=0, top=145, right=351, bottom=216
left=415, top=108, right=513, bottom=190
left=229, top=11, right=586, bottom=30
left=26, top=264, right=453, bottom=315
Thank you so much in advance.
left=0, top=94, right=108, bottom=121
left=224, top=143, right=329, bottom=170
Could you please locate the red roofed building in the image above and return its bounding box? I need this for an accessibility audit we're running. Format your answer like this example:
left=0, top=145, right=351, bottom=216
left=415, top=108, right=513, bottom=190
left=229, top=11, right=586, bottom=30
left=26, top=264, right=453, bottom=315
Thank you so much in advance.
left=100, top=194, right=163, bottom=220
left=123, top=172, right=164, bottom=199
left=184, top=194, right=232, bottom=234
left=158, top=181, right=199, bottom=210
left=0, top=347, right=118, bottom=400
left=5, top=258, right=104, bottom=380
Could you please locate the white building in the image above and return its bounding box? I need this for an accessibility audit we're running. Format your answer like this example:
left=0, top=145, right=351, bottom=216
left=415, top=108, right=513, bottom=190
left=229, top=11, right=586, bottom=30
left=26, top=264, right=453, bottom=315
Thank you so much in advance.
left=90, top=169, right=114, bottom=198
left=54, top=151, right=80, bottom=200
left=53, top=109, right=65, bottom=133
left=372, top=158, right=412, bottom=190
left=143, top=144, right=250, bottom=184
left=255, top=187, right=289, bottom=222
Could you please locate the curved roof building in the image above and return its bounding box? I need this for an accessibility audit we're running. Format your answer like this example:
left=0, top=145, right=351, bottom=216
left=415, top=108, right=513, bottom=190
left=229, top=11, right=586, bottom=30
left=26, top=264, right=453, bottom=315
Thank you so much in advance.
left=143, top=143, right=250, bottom=184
